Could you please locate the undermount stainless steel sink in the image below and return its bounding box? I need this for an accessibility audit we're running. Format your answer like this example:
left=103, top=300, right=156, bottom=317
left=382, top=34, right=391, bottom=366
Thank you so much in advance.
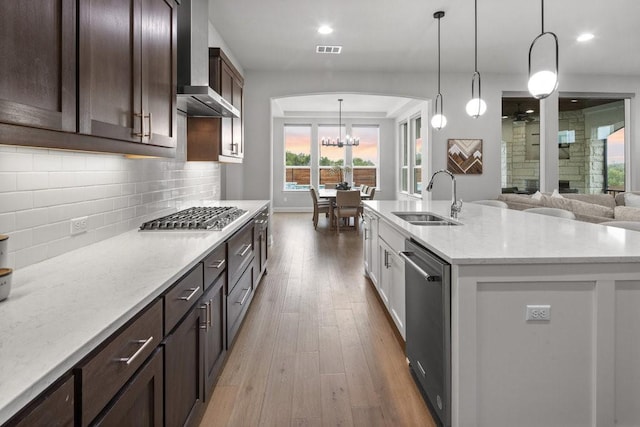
left=392, top=211, right=460, bottom=226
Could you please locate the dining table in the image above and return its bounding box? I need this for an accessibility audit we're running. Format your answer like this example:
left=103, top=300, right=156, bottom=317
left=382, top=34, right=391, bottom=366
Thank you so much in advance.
left=317, top=188, right=370, bottom=200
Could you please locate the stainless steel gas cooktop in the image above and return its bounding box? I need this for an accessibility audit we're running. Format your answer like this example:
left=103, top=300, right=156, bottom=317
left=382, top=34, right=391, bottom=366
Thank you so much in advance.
left=139, top=206, right=247, bottom=231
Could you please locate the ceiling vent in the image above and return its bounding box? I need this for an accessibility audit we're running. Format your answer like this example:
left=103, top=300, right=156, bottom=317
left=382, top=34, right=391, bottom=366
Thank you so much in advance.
left=316, top=45, right=342, bottom=54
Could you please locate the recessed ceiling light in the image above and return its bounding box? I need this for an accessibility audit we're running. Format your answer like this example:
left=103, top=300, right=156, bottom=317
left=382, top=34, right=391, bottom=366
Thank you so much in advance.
left=571, top=99, right=578, bottom=103
left=577, top=33, right=594, bottom=42
left=318, top=25, right=333, bottom=35
left=525, top=109, right=535, bottom=114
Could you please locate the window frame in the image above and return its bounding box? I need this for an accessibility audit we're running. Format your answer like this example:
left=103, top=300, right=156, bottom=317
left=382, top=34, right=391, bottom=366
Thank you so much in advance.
left=350, top=124, right=380, bottom=189
left=283, top=124, right=312, bottom=192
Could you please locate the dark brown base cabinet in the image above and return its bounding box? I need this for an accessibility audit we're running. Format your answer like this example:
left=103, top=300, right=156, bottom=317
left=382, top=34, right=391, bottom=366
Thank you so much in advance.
left=202, top=273, right=227, bottom=400
left=5, top=376, right=74, bottom=427
left=163, top=306, right=204, bottom=427
left=93, top=348, right=164, bottom=427
left=4, top=209, right=269, bottom=427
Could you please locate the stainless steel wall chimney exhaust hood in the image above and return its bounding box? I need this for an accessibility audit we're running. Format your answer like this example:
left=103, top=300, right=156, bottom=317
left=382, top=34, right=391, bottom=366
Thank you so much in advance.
left=177, top=0, right=240, bottom=118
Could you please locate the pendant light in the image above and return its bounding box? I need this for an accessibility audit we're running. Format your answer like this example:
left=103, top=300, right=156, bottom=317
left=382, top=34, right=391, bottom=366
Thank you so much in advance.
left=321, top=99, right=360, bottom=147
left=431, top=11, right=447, bottom=130
left=465, top=0, right=486, bottom=118
left=527, top=0, right=559, bottom=99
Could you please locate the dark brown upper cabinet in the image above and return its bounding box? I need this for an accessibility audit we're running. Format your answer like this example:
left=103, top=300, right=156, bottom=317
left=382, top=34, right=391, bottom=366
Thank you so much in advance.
left=187, top=48, right=244, bottom=162
left=78, top=0, right=177, bottom=149
left=0, top=0, right=77, bottom=132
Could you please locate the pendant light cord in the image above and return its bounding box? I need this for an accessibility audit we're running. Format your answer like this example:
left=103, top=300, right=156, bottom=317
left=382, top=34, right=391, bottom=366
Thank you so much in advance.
left=437, top=15, right=441, bottom=94
left=474, top=0, right=478, bottom=72
left=541, top=0, right=545, bottom=33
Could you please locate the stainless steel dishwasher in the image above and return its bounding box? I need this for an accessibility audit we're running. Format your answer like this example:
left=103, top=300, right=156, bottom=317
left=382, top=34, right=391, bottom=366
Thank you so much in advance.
left=400, top=239, right=451, bottom=427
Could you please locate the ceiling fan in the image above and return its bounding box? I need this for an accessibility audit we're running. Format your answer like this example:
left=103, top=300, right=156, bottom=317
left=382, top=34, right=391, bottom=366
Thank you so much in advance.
left=509, top=103, right=537, bottom=122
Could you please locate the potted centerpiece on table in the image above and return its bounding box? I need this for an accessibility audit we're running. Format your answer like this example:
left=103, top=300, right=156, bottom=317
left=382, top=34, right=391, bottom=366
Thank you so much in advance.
left=329, top=165, right=353, bottom=190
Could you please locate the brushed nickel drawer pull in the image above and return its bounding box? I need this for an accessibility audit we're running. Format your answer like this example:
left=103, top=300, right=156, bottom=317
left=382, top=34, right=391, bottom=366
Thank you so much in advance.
left=133, top=112, right=144, bottom=137
left=207, top=259, right=225, bottom=269
left=199, top=303, right=209, bottom=329
left=115, top=336, right=154, bottom=365
left=237, top=288, right=251, bottom=306
left=417, top=360, right=427, bottom=378
left=237, top=244, right=251, bottom=257
left=179, top=286, right=200, bottom=301
left=146, top=112, right=152, bottom=139
left=208, top=299, right=213, bottom=327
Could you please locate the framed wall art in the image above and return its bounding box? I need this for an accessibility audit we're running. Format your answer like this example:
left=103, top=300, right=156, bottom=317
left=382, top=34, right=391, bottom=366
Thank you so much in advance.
left=447, top=139, right=483, bottom=174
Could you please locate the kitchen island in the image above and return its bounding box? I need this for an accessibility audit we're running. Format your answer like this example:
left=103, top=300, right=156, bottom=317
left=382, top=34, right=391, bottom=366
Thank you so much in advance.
left=363, top=199, right=640, bottom=427
left=0, top=200, right=269, bottom=426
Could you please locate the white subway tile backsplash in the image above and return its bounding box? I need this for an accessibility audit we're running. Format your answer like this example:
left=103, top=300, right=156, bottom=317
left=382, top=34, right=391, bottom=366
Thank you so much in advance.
left=0, top=213, right=16, bottom=233
left=0, top=153, right=33, bottom=172
left=16, top=172, right=49, bottom=191
left=15, top=208, right=49, bottom=229
left=0, top=191, right=34, bottom=213
left=0, top=173, right=17, bottom=192
left=32, top=222, right=69, bottom=246
left=1, top=114, right=221, bottom=269
left=34, top=153, right=63, bottom=171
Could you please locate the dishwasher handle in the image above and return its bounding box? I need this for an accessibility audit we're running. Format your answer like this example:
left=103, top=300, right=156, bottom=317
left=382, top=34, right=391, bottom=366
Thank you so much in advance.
left=399, top=251, right=441, bottom=282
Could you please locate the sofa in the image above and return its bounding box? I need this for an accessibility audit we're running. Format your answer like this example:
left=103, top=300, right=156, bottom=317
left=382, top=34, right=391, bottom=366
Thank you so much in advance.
left=497, top=191, right=640, bottom=224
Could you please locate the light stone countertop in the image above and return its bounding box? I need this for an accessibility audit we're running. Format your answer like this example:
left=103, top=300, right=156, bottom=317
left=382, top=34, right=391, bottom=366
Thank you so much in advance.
left=0, top=200, right=269, bottom=425
left=364, top=199, right=640, bottom=265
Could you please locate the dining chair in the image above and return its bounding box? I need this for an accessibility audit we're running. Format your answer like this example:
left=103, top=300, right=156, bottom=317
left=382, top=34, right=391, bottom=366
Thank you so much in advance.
left=471, top=199, right=508, bottom=208
left=324, top=183, right=337, bottom=189
left=333, top=190, right=361, bottom=233
left=367, top=187, right=376, bottom=200
left=361, top=185, right=369, bottom=194
left=309, top=186, right=332, bottom=229
left=524, top=207, right=576, bottom=220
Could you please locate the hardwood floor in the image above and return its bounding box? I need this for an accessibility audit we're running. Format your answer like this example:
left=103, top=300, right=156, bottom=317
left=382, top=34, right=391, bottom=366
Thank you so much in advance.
left=199, top=213, right=436, bottom=427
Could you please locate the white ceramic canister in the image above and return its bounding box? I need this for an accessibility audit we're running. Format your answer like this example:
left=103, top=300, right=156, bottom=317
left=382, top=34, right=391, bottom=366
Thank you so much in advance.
left=0, top=235, right=8, bottom=267
left=0, top=268, right=12, bottom=301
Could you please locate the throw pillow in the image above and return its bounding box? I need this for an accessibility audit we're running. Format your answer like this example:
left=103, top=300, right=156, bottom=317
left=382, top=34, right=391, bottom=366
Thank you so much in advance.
left=551, top=189, right=564, bottom=198
left=624, top=193, right=640, bottom=208
left=531, top=191, right=543, bottom=201
left=615, top=206, right=640, bottom=221
left=568, top=198, right=614, bottom=219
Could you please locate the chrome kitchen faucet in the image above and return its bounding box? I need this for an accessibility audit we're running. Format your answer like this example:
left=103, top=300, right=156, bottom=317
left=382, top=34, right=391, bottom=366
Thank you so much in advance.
left=426, top=169, right=463, bottom=219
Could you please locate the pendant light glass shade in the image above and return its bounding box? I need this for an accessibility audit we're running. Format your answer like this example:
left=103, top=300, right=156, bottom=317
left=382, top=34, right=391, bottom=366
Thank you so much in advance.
left=432, top=11, right=447, bottom=130
left=527, top=0, right=559, bottom=99
left=466, top=0, right=486, bottom=118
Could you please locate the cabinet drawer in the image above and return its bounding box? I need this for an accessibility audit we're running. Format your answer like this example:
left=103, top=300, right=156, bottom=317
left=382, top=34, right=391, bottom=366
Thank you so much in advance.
left=227, top=222, right=254, bottom=292
left=203, top=244, right=226, bottom=289
left=78, top=300, right=163, bottom=426
left=227, top=263, right=253, bottom=336
left=379, top=219, right=407, bottom=252
left=10, top=375, right=74, bottom=427
left=164, top=264, right=204, bottom=334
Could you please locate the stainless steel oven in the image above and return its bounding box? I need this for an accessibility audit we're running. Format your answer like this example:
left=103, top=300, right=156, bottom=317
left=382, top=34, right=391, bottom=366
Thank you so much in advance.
left=400, top=239, right=451, bottom=427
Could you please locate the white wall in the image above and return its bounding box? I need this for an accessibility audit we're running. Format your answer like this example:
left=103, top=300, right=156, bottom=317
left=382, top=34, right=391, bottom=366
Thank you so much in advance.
left=0, top=113, right=221, bottom=270
left=271, top=116, right=396, bottom=211
left=236, top=70, right=639, bottom=204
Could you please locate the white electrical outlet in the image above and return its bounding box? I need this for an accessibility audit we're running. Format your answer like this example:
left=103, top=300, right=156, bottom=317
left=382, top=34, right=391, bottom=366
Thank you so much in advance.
left=70, top=216, right=88, bottom=235
left=526, top=305, right=551, bottom=321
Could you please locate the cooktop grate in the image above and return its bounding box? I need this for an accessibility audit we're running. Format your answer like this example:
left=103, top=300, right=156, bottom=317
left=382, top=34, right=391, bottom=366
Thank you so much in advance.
left=139, top=206, right=247, bottom=231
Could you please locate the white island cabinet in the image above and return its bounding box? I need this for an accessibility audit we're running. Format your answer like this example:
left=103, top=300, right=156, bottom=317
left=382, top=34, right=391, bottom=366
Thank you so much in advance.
left=363, top=199, right=640, bottom=427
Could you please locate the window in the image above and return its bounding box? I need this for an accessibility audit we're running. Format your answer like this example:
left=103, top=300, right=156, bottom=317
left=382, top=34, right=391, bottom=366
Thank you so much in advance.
left=351, top=125, right=379, bottom=188
left=605, top=127, right=625, bottom=192
left=400, top=122, right=409, bottom=192
left=283, top=125, right=311, bottom=191
left=411, top=116, right=422, bottom=194
left=318, top=125, right=345, bottom=186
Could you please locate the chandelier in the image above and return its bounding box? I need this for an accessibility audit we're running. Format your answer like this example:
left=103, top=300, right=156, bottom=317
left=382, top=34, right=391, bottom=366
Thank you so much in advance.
left=321, top=99, right=359, bottom=147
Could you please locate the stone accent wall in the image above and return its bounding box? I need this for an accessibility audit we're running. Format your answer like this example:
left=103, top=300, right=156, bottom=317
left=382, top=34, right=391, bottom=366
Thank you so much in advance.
left=558, top=111, right=587, bottom=193
left=505, top=121, right=539, bottom=191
